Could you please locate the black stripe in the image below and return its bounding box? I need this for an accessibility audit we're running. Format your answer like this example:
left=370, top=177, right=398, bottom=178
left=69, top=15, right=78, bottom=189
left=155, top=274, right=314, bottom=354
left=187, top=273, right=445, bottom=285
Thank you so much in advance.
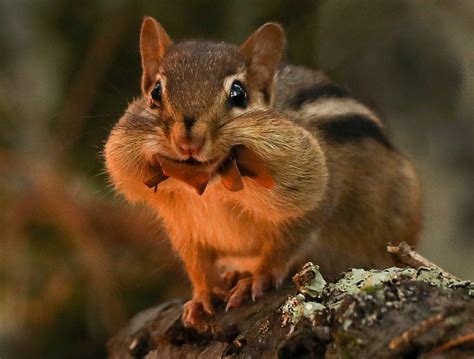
left=289, top=84, right=349, bottom=109
left=317, top=115, right=394, bottom=150
left=183, top=116, right=196, bottom=133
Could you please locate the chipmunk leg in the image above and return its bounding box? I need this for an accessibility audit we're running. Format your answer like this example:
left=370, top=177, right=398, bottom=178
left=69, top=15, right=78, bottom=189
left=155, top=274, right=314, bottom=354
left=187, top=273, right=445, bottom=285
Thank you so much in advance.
left=176, top=244, right=225, bottom=328
left=225, top=238, right=291, bottom=310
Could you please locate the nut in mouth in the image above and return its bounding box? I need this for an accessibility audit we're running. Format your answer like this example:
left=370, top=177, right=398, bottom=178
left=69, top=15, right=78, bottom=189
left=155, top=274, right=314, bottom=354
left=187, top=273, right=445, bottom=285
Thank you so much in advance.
left=144, top=146, right=275, bottom=195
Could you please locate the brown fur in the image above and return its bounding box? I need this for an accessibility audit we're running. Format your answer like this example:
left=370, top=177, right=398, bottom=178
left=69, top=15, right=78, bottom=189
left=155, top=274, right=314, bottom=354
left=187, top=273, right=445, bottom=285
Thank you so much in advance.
left=104, top=17, right=422, bottom=327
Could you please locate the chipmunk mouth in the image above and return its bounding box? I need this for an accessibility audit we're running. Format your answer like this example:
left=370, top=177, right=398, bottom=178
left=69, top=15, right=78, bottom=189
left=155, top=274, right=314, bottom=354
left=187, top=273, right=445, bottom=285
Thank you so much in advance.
left=155, top=153, right=225, bottom=168
left=145, top=146, right=275, bottom=195
left=180, top=158, right=201, bottom=165
left=144, top=152, right=228, bottom=194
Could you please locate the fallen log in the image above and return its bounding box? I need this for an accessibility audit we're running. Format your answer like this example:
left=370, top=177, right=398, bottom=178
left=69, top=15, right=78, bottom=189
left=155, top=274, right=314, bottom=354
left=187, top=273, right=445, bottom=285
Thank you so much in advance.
left=107, top=244, right=474, bottom=358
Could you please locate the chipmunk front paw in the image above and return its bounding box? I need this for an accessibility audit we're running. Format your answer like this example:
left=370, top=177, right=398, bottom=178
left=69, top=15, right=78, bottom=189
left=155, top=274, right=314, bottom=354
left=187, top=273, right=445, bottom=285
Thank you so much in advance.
left=225, top=274, right=271, bottom=311
left=182, top=295, right=215, bottom=330
left=221, top=270, right=252, bottom=289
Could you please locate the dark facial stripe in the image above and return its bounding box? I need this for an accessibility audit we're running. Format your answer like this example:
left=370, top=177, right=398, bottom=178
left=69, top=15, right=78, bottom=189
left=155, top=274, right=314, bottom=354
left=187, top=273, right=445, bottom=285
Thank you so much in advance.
left=317, top=115, right=395, bottom=150
left=289, top=84, right=349, bottom=109
left=183, top=116, right=196, bottom=132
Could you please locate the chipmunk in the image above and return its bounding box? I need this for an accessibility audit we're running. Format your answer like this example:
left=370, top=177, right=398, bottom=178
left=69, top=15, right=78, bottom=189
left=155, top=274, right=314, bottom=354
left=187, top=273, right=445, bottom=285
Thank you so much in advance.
left=104, top=17, right=422, bottom=329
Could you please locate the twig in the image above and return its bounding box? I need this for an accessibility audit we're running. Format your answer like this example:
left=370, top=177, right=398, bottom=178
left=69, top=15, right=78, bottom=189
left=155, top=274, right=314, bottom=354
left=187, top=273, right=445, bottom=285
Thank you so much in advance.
left=388, top=313, right=445, bottom=351
left=427, top=332, right=474, bottom=355
left=387, top=242, right=457, bottom=279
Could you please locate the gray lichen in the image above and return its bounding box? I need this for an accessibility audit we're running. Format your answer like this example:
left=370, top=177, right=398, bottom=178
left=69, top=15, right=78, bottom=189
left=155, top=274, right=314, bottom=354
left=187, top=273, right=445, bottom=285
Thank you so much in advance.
left=324, top=266, right=473, bottom=309
left=281, top=263, right=328, bottom=332
left=292, top=262, right=327, bottom=298
left=281, top=294, right=326, bottom=329
left=280, top=263, right=473, bottom=333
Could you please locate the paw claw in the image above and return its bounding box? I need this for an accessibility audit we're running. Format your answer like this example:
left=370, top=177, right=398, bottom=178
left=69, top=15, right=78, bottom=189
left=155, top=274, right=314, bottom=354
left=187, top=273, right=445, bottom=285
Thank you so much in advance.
left=221, top=270, right=251, bottom=290
left=182, top=296, right=215, bottom=330
left=203, top=302, right=215, bottom=316
left=225, top=274, right=272, bottom=309
left=212, top=286, right=229, bottom=300
left=251, top=276, right=268, bottom=301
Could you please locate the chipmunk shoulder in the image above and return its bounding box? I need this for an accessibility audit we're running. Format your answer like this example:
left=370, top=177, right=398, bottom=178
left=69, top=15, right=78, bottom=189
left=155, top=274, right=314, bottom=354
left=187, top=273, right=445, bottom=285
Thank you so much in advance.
left=104, top=17, right=422, bottom=329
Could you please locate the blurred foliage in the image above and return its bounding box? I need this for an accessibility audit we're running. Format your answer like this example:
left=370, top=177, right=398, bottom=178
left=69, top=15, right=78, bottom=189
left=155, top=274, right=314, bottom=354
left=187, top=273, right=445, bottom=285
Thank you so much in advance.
left=0, top=0, right=473, bottom=358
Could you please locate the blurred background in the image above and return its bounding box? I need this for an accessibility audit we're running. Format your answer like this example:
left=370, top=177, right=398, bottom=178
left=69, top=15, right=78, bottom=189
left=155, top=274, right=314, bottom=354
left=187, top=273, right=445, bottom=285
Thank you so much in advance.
left=0, top=0, right=472, bottom=357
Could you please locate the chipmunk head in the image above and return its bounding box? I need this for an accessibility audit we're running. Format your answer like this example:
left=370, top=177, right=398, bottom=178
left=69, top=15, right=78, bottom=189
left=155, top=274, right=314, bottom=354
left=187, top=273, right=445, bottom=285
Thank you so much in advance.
left=104, top=17, right=284, bottom=198
left=138, top=17, right=284, bottom=163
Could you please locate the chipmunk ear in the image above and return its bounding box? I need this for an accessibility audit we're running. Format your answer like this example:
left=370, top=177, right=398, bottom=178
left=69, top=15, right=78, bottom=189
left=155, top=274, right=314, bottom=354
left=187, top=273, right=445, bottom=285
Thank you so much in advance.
left=239, top=23, right=284, bottom=102
left=140, top=17, right=172, bottom=96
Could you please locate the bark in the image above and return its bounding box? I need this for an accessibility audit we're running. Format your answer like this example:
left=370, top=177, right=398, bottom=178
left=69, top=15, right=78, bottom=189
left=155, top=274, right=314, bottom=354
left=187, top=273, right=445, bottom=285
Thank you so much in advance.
left=107, top=245, right=474, bottom=358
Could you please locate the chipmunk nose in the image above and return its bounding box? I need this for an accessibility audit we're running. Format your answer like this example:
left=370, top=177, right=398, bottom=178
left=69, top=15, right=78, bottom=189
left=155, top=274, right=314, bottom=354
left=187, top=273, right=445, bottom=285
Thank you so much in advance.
left=176, top=135, right=205, bottom=157
left=173, top=116, right=207, bottom=157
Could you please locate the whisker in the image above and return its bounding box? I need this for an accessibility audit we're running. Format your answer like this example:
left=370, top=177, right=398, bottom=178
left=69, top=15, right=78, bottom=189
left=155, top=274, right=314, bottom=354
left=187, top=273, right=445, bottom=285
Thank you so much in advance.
left=219, top=123, right=268, bottom=134
left=123, top=111, right=167, bottom=131
left=129, top=102, right=161, bottom=121
left=217, top=110, right=277, bottom=130
left=126, top=103, right=169, bottom=131
left=105, top=77, right=130, bottom=97
left=93, top=170, right=109, bottom=178
left=80, top=113, right=126, bottom=119
left=93, top=185, right=117, bottom=200
left=217, top=115, right=246, bottom=129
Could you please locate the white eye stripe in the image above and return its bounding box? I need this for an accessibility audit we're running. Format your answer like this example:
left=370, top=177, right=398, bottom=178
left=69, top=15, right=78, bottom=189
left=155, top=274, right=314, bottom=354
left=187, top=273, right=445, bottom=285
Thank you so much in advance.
left=149, top=75, right=167, bottom=107
left=223, top=72, right=246, bottom=94
left=153, top=74, right=167, bottom=91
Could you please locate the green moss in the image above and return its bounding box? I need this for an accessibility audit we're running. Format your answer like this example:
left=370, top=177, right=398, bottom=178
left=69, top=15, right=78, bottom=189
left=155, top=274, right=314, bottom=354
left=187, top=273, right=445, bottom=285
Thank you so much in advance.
left=336, top=332, right=363, bottom=359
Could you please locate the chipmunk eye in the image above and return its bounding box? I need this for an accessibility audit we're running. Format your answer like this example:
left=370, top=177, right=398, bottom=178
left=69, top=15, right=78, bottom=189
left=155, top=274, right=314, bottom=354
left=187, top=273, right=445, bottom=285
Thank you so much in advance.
left=151, top=81, right=162, bottom=102
left=228, top=80, right=247, bottom=108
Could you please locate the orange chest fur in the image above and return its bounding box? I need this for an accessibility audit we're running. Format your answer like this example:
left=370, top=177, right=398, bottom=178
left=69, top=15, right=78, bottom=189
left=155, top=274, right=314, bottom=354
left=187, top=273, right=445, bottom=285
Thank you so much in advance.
left=148, top=178, right=282, bottom=255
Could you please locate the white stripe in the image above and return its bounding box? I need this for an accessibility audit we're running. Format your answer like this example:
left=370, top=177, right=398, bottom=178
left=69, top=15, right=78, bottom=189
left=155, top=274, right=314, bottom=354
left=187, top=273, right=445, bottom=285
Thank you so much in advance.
left=297, top=98, right=381, bottom=125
